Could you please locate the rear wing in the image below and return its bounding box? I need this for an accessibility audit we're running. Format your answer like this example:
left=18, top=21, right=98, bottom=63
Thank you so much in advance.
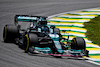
left=15, top=15, right=47, bottom=23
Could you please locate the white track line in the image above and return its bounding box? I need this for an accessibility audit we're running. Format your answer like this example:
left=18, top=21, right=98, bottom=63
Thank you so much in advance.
left=57, top=15, right=95, bottom=18
left=86, top=60, right=100, bottom=66
left=48, top=18, right=90, bottom=22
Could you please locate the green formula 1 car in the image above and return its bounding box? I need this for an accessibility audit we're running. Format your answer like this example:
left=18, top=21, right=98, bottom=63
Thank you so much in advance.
left=3, top=15, right=89, bottom=57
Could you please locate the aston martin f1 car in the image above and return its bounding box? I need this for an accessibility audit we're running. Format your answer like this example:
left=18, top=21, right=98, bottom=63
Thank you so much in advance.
left=3, top=15, right=89, bottom=57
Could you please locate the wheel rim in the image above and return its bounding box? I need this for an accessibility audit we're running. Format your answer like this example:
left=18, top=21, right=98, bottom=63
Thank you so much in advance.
left=25, top=34, right=30, bottom=52
left=3, top=26, right=7, bottom=41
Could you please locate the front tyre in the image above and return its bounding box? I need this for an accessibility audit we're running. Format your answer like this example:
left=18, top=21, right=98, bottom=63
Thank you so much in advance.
left=71, top=37, right=86, bottom=50
left=24, top=33, right=38, bottom=53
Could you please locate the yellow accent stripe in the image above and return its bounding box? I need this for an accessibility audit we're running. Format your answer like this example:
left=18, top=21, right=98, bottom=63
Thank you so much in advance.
left=50, top=22, right=73, bottom=25
left=63, top=14, right=80, bottom=16
left=62, top=36, right=87, bottom=40
left=56, top=26, right=87, bottom=31
left=77, top=11, right=100, bottom=13
left=4, top=25, right=7, bottom=40
left=50, top=22, right=84, bottom=25
left=62, top=36, right=75, bottom=38
left=86, top=48, right=100, bottom=50
left=51, top=17, right=90, bottom=21
left=74, top=23, right=84, bottom=25
left=86, top=42, right=98, bottom=46
left=50, top=21, right=66, bottom=24
left=61, top=31, right=85, bottom=35
left=32, top=46, right=34, bottom=48
left=71, top=27, right=87, bottom=31
left=89, top=56, right=100, bottom=59
left=73, top=38, right=76, bottom=49
left=63, top=42, right=67, bottom=44
left=50, top=21, right=73, bottom=24
left=63, top=14, right=98, bottom=17
left=25, top=34, right=29, bottom=51
left=56, top=26, right=71, bottom=29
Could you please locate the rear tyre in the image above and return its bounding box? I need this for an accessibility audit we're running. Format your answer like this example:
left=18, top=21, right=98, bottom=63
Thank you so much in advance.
left=28, top=33, right=38, bottom=45
left=3, top=24, right=19, bottom=43
left=71, top=37, right=86, bottom=50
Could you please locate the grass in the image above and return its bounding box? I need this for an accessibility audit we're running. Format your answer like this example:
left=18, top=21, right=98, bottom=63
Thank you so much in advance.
left=84, top=16, right=100, bottom=46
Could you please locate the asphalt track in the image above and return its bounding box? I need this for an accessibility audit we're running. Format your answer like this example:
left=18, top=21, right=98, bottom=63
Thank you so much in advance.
left=0, top=0, right=100, bottom=67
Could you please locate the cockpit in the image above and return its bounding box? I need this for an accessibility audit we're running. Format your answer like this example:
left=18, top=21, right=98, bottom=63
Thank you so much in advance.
left=37, top=26, right=49, bottom=33
left=41, top=26, right=49, bottom=33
